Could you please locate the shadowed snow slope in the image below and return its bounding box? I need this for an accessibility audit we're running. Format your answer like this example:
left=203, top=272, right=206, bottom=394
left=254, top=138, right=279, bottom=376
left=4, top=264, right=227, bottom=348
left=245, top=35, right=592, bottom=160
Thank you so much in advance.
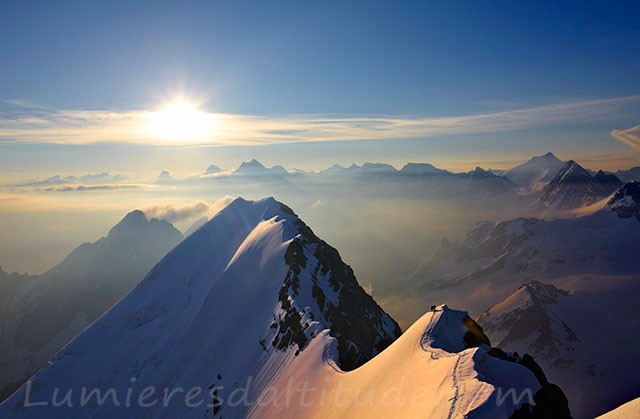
left=0, top=198, right=567, bottom=418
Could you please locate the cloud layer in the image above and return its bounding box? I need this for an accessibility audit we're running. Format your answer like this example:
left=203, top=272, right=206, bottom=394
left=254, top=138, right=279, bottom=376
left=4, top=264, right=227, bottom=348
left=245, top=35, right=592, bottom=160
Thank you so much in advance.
left=1, top=96, right=638, bottom=146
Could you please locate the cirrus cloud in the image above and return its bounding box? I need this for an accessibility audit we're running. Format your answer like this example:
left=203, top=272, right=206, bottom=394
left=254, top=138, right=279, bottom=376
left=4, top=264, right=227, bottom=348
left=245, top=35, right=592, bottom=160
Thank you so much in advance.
left=611, top=125, right=640, bottom=151
left=0, top=96, right=639, bottom=146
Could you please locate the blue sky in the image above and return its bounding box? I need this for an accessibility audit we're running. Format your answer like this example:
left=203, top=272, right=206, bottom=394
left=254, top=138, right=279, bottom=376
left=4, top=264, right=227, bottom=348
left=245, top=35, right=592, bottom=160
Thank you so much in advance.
left=0, top=0, right=639, bottom=172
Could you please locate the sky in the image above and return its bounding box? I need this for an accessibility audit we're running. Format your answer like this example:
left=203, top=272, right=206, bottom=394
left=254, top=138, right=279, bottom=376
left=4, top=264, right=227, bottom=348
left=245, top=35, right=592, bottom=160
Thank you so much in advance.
left=0, top=0, right=639, bottom=175
left=1, top=0, right=640, bottom=275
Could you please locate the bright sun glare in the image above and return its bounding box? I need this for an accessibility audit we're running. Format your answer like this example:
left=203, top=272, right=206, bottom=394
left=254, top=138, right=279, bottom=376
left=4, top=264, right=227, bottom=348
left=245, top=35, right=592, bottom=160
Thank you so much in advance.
left=148, top=100, right=213, bottom=142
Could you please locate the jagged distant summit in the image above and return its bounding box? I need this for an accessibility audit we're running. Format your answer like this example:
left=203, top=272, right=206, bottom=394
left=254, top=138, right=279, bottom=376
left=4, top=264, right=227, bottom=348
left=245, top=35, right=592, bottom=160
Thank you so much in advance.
left=539, top=160, right=622, bottom=210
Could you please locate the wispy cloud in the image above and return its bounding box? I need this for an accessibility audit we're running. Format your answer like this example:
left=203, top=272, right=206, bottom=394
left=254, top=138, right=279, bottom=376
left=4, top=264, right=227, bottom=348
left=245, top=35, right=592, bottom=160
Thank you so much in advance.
left=41, top=184, right=142, bottom=192
left=611, top=125, right=640, bottom=151
left=1, top=96, right=639, bottom=146
left=143, top=197, right=234, bottom=223
left=22, top=172, right=126, bottom=187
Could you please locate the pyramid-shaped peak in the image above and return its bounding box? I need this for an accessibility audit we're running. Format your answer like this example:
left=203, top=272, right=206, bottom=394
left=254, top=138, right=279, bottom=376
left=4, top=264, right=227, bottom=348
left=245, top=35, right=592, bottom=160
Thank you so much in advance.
left=205, top=164, right=221, bottom=174
left=541, top=152, right=560, bottom=160
left=551, top=160, right=592, bottom=183
left=118, top=209, right=147, bottom=224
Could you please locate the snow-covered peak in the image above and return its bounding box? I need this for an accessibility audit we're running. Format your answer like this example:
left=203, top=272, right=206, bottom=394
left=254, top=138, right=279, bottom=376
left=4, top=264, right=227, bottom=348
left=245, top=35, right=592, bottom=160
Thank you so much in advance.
left=541, top=151, right=560, bottom=160
left=360, top=162, right=397, bottom=172
left=205, top=164, right=221, bottom=174
left=504, top=152, right=564, bottom=188
left=115, top=208, right=146, bottom=224
left=481, top=281, right=568, bottom=318
left=322, top=163, right=345, bottom=174
left=539, top=160, right=622, bottom=211
left=107, top=209, right=178, bottom=239
left=606, top=181, right=640, bottom=221
left=470, top=166, right=494, bottom=177
left=236, top=158, right=267, bottom=172
left=552, top=160, right=592, bottom=184
left=594, top=170, right=622, bottom=185
left=400, top=162, right=447, bottom=175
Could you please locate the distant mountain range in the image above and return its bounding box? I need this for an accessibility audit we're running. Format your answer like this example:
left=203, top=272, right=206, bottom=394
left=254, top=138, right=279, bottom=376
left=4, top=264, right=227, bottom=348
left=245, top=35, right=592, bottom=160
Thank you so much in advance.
left=180, top=153, right=635, bottom=216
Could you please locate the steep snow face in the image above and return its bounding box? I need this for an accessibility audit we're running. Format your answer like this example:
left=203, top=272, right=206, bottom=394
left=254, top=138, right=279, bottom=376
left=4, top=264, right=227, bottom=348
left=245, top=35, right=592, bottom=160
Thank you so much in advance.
left=504, top=152, right=564, bottom=190
left=539, top=160, right=622, bottom=212
left=606, top=181, right=640, bottom=221
left=479, top=277, right=640, bottom=418
left=0, top=211, right=183, bottom=402
left=0, top=197, right=400, bottom=418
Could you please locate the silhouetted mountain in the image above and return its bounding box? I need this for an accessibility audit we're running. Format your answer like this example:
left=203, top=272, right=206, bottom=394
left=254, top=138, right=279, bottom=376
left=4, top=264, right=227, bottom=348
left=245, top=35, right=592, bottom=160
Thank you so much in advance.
left=0, top=211, right=183, bottom=401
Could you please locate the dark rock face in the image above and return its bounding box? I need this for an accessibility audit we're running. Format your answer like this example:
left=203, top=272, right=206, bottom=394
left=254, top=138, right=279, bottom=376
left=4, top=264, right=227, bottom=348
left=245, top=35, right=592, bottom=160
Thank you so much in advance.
left=462, top=315, right=492, bottom=348
left=607, top=181, right=640, bottom=221
left=486, top=348, right=572, bottom=419
left=274, top=203, right=401, bottom=371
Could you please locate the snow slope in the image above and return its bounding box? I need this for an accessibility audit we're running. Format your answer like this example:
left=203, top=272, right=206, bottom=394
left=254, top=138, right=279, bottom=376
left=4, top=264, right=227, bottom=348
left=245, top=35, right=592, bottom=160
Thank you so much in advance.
left=598, top=397, right=640, bottom=419
left=0, top=198, right=568, bottom=418
left=0, top=211, right=183, bottom=401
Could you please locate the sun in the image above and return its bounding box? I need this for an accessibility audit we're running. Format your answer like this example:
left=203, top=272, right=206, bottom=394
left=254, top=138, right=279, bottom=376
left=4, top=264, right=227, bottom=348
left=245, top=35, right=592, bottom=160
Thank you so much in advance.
left=148, top=100, right=213, bottom=142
